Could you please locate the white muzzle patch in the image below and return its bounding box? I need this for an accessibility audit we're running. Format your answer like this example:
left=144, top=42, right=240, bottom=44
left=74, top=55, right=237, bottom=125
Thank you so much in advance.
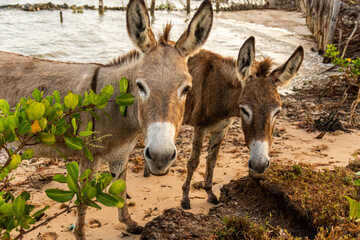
left=144, top=122, right=177, bottom=175
left=248, top=140, right=270, bottom=173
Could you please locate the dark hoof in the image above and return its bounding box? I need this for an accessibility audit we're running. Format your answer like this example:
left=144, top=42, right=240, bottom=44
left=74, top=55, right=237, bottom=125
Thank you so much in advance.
left=143, top=169, right=150, bottom=177
left=207, top=196, right=219, bottom=205
left=126, top=225, right=144, bottom=235
left=181, top=200, right=191, bottom=209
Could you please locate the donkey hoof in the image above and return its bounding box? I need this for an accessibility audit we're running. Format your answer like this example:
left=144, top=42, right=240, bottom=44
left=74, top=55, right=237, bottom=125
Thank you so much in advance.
left=207, top=196, right=219, bottom=205
left=126, top=225, right=144, bottom=235
left=143, top=169, right=150, bottom=178
left=181, top=200, right=191, bottom=209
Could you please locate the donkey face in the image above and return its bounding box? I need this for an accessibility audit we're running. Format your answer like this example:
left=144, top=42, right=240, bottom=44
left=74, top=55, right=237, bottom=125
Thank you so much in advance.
left=237, top=44, right=304, bottom=174
left=127, top=0, right=213, bottom=175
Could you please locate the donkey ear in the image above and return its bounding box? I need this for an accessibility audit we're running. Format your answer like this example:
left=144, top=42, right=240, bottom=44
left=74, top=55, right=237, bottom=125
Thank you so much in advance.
left=270, top=46, right=304, bottom=87
left=175, top=0, right=213, bottom=57
left=126, top=0, right=157, bottom=53
left=237, top=36, right=255, bottom=82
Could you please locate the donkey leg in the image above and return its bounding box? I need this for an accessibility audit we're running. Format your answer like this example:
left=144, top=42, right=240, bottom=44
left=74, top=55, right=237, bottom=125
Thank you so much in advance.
left=204, top=126, right=229, bottom=205
left=181, top=127, right=206, bottom=209
left=109, top=160, right=143, bottom=234
left=73, top=158, right=101, bottom=240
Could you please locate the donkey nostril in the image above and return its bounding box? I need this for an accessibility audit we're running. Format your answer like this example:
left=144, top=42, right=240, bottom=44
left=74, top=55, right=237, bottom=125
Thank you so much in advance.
left=248, top=161, right=253, bottom=170
left=145, top=147, right=152, bottom=160
left=266, top=160, right=270, bottom=168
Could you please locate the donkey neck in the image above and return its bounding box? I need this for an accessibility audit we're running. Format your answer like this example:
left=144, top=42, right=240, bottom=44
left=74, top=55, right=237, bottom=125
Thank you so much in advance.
left=95, top=54, right=143, bottom=135
left=184, top=50, right=242, bottom=127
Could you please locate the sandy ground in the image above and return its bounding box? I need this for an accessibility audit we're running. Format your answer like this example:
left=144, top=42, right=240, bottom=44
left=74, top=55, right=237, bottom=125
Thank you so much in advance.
left=2, top=10, right=360, bottom=240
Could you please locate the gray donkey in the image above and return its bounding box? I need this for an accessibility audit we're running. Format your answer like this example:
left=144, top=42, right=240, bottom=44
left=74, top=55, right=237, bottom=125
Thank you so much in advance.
left=0, top=0, right=213, bottom=238
left=144, top=34, right=304, bottom=209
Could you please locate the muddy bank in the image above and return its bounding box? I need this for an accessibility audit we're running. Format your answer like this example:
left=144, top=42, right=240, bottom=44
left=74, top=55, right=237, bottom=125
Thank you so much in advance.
left=142, top=163, right=360, bottom=239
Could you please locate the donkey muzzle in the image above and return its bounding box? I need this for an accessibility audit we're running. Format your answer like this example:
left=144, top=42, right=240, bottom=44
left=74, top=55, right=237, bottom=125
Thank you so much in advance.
left=248, top=140, right=270, bottom=174
left=144, top=122, right=177, bottom=175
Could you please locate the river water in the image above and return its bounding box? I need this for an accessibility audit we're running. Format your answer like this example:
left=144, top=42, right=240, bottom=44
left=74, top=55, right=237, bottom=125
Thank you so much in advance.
left=0, top=7, right=328, bottom=90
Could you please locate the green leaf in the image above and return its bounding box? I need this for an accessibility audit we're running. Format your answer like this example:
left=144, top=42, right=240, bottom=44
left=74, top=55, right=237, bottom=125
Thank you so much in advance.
left=18, top=121, right=31, bottom=135
left=84, top=146, right=94, bottom=161
left=115, top=94, right=135, bottom=107
left=66, top=161, right=79, bottom=186
left=45, top=189, right=75, bottom=203
left=71, top=118, right=77, bottom=135
left=26, top=102, right=45, bottom=120
left=0, top=202, right=12, bottom=214
left=39, top=117, right=48, bottom=130
left=53, top=174, right=67, bottom=183
left=20, top=191, right=30, bottom=201
left=79, top=131, right=94, bottom=137
left=8, top=154, right=22, bottom=171
left=109, top=179, right=126, bottom=196
left=53, top=91, right=61, bottom=103
left=0, top=99, right=10, bottom=115
left=12, top=195, right=25, bottom=217
left=66, top=175, right=79, bottom=193
left=0, top=117, right=9, bottom=132
left=119, top=106, right=126, bottom=116
left=87, top=200, right=101, bottom=209
left=32, top=88, right=43, bottom=102
left=39, top=132, right=56, bottom=146
left=86, top=121, right=93, bottom=132
left=21, top=149, right=34, bottom=160
left=82, top=184, right=96, bottom=199
left=64, top=137, right=83, bottom=150
left=119, top=77, right=129, bottom=94
left=96, top=192, right=119, bottom=207
left=64, top=92, right=79, bottom=110
left=32, top=205, right=49, bottom=219
left=80, top=169, right=92, bottom=180
left=100, top=85, right=114, bottom=97
left=344, top=196, right=360, bottom=219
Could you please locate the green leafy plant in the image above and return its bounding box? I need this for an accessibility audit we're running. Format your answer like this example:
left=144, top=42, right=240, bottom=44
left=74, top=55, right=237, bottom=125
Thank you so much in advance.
left=325, top=44, right=360, bottom=80
left=0, top=77, right=133, bottom=239
left=46, top=161, right=125, bottom=209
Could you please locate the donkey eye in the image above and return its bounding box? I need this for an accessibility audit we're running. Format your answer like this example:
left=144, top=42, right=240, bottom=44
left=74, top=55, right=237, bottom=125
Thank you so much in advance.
left=137, top=82, right=146, bottom=94
left=273, top=109, right=281, bottom=118
left=181, top=86, right=191, bottom=96
left=240, top=107, right=250, bottom=118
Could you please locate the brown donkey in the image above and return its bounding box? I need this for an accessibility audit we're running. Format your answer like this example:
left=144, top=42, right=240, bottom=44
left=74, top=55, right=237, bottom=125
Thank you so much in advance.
left=181, top=40, right=304, bottom=209
left=144, top=35, right=304, bottom=209
left=0, top=0, right=213, bottom=238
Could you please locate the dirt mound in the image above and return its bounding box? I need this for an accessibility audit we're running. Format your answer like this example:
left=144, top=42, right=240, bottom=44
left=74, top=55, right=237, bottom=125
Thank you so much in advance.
left=140, top=208, right=222, bottom=240
left=141, top=163, right=360, bottom=240
left=210, top=176, right=316, bottom=239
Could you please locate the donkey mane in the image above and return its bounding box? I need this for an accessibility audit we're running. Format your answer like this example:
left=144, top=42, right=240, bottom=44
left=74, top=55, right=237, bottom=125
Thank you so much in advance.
left=107, top=49, right=141, bottom=67
left=253, top=58, right=273, bottom=77
left=157, top=23, right=174, bottom=45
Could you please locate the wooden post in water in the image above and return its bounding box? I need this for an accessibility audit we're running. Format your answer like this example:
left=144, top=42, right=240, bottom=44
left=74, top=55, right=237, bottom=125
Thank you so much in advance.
left=150, top=0, right=155, bottom=17
left=60, top=9, right=63, bottom=23
left=99, top=0, right=104, bottom=15
left=186, top=0, right=190, bottom=14
left=216, top=0, right=220, bottom=12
